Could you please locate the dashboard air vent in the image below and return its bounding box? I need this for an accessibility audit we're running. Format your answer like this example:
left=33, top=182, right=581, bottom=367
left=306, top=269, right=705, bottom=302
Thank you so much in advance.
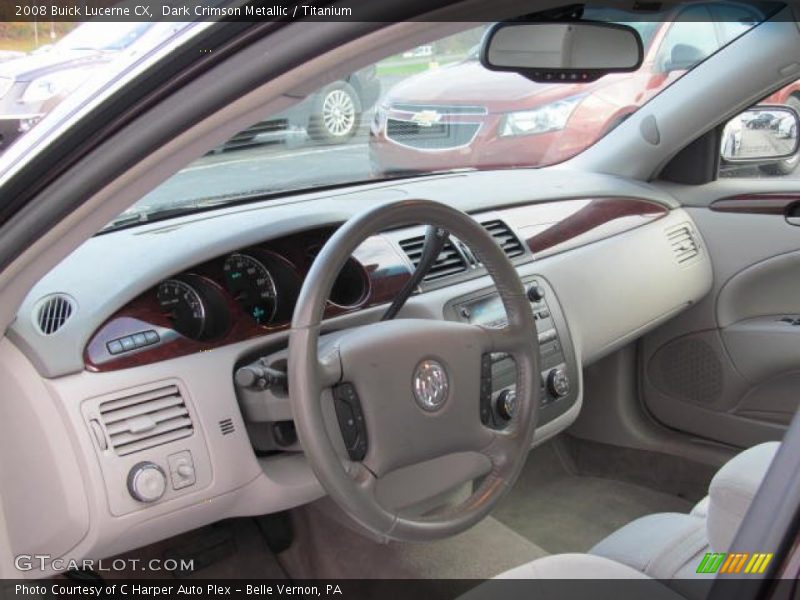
left=667, top=224, right=700, bottom=264
left=399, top=235, right=468, bottom=281
left=99, top=384, right=193, bottom=456
left=481, top=220, right=525, bottom=258
left=35, top=294, right=75, bottom=335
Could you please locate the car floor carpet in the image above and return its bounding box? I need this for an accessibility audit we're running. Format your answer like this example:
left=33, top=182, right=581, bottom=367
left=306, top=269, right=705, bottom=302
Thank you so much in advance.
left=278, top=501, right=548, bottom=580
left=492, top=437, right=695, bottom=554
left=93, top=518, right=288, bottom=580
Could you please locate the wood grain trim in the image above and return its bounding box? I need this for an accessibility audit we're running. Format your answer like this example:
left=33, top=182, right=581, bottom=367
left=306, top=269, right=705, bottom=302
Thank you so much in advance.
left=502, top=197, right=669, bottom=258
left=85, top=197, right=669, bottom=372
left=710, top=193, right=800, bottom=215
left=85, top=231, right=410, bottom=372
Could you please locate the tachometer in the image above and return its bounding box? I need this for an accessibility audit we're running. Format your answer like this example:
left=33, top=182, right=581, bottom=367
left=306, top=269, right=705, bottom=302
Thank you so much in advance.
left=223, top=253, right=278, bottom=325
left=156, top=275, right=228, bottom=340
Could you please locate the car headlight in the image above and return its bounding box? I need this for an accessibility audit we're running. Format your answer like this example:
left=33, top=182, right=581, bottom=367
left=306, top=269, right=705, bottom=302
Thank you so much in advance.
left=20, top=69, right=90, bottom=104
left=499, top=96, right=585, bottom=137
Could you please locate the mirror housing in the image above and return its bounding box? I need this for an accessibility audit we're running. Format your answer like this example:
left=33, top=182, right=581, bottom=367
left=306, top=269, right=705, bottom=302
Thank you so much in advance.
left=481, top=21, right=643, bottom=83
left=721, top=106, right=800, bottom=164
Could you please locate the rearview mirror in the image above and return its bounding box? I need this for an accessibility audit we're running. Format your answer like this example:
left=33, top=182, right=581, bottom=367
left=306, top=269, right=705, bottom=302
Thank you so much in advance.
left=481, top=21, right=643, bottom=83
left=721, top=106, right=800, bottom=163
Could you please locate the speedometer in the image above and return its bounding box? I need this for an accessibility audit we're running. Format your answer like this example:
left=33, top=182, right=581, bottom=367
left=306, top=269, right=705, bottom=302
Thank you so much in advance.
left=156, top=275, right=229, bottom=340
left=157, top=278, right=206, bottom=339
left=223, top=253, right=278, bottom=325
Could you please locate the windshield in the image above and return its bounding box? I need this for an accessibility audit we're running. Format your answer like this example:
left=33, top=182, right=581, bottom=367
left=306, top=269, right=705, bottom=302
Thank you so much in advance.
left=0, top=3, right=770, bottom=228
left=123, top=6, right=760, bottom=224
left=55, top=22, right=152, bottom=52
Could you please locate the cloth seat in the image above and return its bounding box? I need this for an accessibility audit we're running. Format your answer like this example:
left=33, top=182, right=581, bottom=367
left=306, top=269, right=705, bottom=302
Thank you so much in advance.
left=460, top=554, right=689, bottom=600
left=589, top=441, right=778, bottom=579
left=474, top=441, right=779, bottom=595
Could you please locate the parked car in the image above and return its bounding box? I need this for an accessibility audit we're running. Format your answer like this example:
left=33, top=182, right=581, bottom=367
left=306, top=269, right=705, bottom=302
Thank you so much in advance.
left=370, top=4, right=800, bottom=176
left=778, top=113, right=798, bottom=139
left=0, top=50, right=23, bottom=63
left=0, top=22, right=185, bottom=151
left=214, top=67, right=381, bottom=152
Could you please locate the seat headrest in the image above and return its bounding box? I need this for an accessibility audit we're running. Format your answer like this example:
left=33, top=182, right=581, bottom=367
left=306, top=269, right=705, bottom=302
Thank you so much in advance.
left=707, top=441, right=779, bottom=551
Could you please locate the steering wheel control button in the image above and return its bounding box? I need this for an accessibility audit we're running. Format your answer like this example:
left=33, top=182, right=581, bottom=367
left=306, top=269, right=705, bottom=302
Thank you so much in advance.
left=547, top=367, right=570, bottom=399
left=168, top=450, right=196, bottom=490
left=480, top=354, right=493, bottom=425
left=496, top=389, right=517, bottom=421
left=412, top=359, right=449, bottom=412
left=333, top=383, right=367, bottom=461
left=127, top=462, right=167, bottom=503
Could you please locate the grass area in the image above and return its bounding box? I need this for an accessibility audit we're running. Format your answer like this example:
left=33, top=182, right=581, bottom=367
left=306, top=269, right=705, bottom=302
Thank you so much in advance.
left=0, top=23, right=77, bottom=54
left=376, top=60, right=430, bottom=77
left=0, top=38, right=38, bottom=53
left=376, top=53, right=467, bottom=77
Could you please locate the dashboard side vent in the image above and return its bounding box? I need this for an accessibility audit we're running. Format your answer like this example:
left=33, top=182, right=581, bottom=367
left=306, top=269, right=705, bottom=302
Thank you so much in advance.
left=35, top=294, right=75, bottom=335
left=99, top=385, right=193, bottom=456
left=667, top=224, right=700, bottom=264
left=219, top=418, right=235, bottom=435
left=399, top=235, right=468, bottom=281
left=481, top=220, right=525, bottom=259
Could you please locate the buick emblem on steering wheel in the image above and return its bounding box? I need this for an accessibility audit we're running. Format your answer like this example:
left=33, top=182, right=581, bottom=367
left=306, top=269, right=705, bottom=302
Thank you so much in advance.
left=412, top=359, right=449, bottom=411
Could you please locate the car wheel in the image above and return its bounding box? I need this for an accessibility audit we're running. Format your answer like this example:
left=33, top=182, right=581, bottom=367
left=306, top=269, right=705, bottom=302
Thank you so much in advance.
left=759, top=96, right=800, bottom=176
left=308, top=81, right=362, bottom=144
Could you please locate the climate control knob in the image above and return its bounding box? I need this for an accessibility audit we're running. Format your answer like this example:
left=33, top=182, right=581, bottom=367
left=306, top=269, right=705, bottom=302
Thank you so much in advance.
left=127, top=462, right=167, bottom=503
left=547, top=368, right=570, bottom=398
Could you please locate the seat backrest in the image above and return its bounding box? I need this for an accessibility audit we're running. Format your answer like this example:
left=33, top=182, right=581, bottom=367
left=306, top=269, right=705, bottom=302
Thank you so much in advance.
left=706, top=441, right=780, bottom=552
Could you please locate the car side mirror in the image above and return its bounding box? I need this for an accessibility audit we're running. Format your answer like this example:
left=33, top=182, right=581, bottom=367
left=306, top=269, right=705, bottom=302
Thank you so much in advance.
left=480, top=21, right=643, bottom=83
left=721, top=106, right=800, bottom=163
left=665, top=44, right=705, bottom=72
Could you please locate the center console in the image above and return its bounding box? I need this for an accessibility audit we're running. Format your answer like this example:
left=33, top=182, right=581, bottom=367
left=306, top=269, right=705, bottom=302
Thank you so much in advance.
left=445, top=275, right=579, bottom=430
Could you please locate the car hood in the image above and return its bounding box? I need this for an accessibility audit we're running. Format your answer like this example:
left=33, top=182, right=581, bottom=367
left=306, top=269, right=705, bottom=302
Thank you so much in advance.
left=384, top=60, right=605, bottom=112
left=0, top=50, right=108, bottom=82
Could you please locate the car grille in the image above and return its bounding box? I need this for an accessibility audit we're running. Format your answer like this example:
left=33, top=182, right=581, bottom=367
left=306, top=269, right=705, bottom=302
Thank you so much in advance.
left=0, top=77, right=13, bottom=99
left=385, top=103, right=486, bottom=150
left=386, top=119, right=481, bottom=150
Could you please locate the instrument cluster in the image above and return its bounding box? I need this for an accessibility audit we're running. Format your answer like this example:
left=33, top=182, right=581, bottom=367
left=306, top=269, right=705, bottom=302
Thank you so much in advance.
left=155, top=249, right=369, bottom=342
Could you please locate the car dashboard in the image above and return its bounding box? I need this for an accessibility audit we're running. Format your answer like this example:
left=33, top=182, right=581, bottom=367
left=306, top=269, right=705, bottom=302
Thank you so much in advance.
left=1, top=168, right=712, bottom=573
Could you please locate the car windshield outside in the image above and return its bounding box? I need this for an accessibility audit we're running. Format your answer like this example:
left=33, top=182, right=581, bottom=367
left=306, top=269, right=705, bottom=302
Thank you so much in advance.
left=53, top=22, right=152, bottom=52
left=0, top=3, right=777, bottom=229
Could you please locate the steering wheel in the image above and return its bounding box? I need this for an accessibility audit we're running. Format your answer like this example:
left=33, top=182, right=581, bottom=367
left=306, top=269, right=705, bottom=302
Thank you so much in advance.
left=288, top=199, right=540, bottom=542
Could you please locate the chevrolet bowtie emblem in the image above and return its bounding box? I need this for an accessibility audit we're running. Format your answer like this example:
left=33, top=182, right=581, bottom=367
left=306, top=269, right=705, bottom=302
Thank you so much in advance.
left=410, top=110, right=442, bottom=127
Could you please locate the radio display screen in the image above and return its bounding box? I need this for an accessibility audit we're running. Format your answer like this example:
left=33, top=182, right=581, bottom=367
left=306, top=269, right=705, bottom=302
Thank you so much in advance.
left=466, top=294, right=507, bottom=327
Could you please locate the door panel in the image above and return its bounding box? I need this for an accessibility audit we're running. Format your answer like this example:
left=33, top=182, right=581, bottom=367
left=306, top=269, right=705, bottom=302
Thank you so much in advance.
left=640, top=193, right=800, bottom=449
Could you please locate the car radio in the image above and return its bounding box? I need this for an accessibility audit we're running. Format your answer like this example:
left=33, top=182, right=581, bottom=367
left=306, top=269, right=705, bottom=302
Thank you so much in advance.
left=446, top=276, right=578, bottom=429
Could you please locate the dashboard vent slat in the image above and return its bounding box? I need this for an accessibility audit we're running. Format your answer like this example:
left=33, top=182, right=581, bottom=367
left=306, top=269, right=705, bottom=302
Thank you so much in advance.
left=667, top=224, right=700, bottom=264
left=35, top=294, right=75, bottom=335
left=481, top=220, right=525, bottom=259
left=99, top=385, right=193, bottom=456
left=398, top=235, right=468, bottom=282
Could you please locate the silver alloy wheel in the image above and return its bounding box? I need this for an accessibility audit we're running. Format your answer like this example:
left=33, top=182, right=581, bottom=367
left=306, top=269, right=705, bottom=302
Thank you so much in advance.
left=321, top=88, right=356, bottom=137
